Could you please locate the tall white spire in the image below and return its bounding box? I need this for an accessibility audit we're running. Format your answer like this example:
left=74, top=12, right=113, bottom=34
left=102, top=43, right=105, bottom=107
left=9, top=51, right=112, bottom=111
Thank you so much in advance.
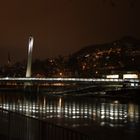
left=26, top=36, right=34, bottom=77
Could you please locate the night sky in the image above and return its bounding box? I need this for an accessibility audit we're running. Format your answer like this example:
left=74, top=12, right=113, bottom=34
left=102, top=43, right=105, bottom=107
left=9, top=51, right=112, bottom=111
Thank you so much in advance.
left=0, top=0, right=140, bottom=64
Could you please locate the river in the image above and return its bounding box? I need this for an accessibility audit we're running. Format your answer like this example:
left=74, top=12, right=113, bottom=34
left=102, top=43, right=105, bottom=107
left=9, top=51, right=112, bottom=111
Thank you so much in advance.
left=0, top=92, right=140, bottom=139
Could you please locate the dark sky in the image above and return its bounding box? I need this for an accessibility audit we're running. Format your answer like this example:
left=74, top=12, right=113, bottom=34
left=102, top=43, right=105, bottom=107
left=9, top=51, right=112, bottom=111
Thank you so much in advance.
left=0, top=0, right=140, bottom=64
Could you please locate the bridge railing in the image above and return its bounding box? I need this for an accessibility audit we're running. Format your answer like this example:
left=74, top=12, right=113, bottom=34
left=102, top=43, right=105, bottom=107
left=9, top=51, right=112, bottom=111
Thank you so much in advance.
left=0, top=108, right=94, bottom=140
left=1, top=77, right=139, bottom=82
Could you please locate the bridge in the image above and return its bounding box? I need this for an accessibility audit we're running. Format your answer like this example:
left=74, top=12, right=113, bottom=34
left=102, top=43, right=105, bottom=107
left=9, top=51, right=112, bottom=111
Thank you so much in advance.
left=0, top=77, right=139, bottom=94
left=0, top=77, right=139, bottom=83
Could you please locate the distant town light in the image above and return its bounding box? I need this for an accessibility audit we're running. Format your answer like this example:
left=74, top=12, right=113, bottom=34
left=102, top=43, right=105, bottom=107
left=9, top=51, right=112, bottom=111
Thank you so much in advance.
left=85, top=54, right=90, bottom=57
left=59, top=72, right=63, bottom=76
left=95, top=71, right=98, bottom=74
left=123, top=74, right=138, bottom=79
left=106, top=75, right=119, bottom=79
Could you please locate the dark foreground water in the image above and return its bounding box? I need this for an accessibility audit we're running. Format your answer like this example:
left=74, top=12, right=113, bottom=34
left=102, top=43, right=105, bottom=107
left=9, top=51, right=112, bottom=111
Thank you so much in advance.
left=0, top=92, right=140, bottom=139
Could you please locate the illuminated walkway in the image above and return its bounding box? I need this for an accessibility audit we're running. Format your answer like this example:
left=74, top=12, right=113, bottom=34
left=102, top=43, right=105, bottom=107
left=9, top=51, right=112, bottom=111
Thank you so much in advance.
left=0, top=77, right=139, bottom=83
left=0, top=77, right=139, bottom=93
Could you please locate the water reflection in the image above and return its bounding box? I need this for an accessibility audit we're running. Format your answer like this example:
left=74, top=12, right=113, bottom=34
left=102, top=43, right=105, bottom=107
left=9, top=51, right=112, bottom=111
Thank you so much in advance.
left=0, top=93, right=139, bottom=129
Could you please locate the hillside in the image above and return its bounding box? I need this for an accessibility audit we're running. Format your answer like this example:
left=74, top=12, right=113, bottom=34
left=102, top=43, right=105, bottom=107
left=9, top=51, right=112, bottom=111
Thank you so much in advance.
left=68, top=36, right=140, bottom=77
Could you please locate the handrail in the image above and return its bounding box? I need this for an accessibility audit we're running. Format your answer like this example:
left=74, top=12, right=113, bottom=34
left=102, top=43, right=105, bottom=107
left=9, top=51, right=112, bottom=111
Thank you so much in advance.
left=0, top=108, right=94, bottom=140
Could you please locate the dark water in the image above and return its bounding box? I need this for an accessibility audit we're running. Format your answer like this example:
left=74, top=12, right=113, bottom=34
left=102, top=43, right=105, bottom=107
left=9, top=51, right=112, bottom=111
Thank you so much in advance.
left=0, top=92, right=140, bottom=139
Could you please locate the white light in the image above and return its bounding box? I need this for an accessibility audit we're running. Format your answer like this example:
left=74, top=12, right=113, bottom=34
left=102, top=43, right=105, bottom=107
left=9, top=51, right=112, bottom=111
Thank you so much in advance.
left=28, top=37, right=34, bottom=53
left=130, top=83, right=135, bottom=86
left=26, top=36, right=34, bottom=78
left=123, top=74, right=138, bottom=79
left=106, top=75, right=119, bottom=79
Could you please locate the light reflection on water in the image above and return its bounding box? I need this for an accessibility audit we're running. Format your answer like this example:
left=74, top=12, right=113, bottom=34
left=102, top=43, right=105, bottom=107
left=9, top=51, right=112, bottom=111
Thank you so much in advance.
left=0, top=93, right=140, bottom=129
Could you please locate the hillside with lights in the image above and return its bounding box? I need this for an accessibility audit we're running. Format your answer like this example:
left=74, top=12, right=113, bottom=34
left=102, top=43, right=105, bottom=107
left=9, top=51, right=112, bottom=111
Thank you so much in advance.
left=68, top=36, right=140, bottom=77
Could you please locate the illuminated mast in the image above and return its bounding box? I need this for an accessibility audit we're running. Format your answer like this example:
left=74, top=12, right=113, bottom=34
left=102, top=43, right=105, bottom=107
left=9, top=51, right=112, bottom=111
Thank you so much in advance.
left=26, top=36, right=34, bottom=77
